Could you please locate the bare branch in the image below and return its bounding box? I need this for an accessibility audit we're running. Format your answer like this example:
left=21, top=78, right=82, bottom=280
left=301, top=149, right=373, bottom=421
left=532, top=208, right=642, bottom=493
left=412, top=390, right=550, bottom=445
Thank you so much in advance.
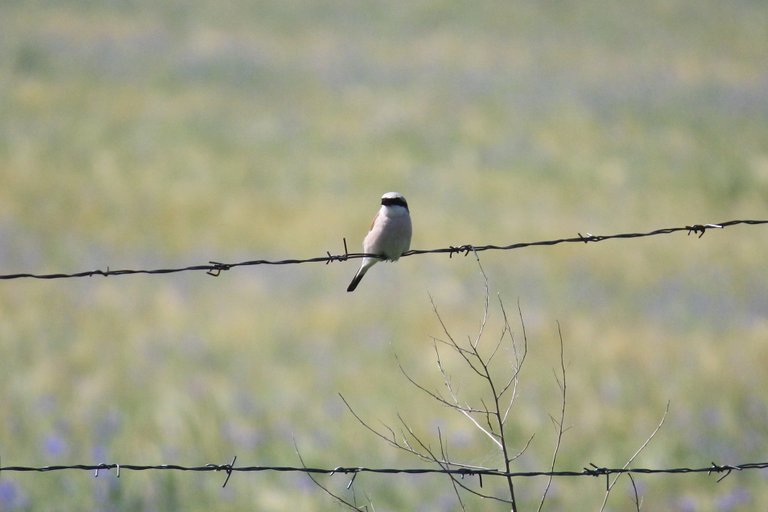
left=459, top=405, right=504, bottom=450
left=438, top=428, right=467, bottom=512
left=537, top=322, right=568, bottom=512
left=396, top=416, right=512, bottom=505
left=498, top=297, right=529, bottom=424
left=339, top=255, right=555, bottom=512
left=599, top=401, right=671, bottom=511
left=429, top=294, right=485, bottom=377
left=294, top=439, right=367, bottom=511
left=339, top=394, right=433, bottom=463
left=470, top=248, right=491, bottom=351
left=628, top=473, right=642, bottom=512
left=508, top=432, right=536, bottom=463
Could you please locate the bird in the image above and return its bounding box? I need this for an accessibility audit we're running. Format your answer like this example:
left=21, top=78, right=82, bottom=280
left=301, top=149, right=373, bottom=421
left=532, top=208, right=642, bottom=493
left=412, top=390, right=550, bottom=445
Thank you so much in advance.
left=347, top=192, right=412, bottom=292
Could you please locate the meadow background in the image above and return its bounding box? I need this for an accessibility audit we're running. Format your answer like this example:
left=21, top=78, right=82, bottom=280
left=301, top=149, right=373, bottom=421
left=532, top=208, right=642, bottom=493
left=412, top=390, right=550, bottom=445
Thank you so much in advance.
left=1, top=0, right=767, bottom=510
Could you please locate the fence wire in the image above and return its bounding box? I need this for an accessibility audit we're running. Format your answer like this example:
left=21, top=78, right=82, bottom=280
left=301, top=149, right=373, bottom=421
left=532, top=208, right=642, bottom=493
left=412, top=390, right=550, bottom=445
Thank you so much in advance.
left=1, top=459, right=765, bottom=488
left=2, top=220, right=767, bottom=501
left=0, top=219, right=765, bottom=281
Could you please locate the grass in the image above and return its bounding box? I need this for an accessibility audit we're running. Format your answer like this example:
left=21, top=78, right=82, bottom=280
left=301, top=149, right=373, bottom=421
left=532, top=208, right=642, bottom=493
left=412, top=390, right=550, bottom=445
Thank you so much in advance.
left=0, top=0, right=767, bottom=510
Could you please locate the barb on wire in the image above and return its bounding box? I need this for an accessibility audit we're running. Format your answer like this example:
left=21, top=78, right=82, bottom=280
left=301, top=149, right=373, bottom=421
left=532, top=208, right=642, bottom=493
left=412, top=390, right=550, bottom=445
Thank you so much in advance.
left=0, top=219, right=765, bottom=281
left=216, top=456, right=237, bottom=488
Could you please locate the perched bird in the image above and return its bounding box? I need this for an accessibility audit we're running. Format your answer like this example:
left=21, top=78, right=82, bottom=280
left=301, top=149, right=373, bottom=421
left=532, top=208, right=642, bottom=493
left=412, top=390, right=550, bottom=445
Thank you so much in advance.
left=347, top=192, right=412, bottom=292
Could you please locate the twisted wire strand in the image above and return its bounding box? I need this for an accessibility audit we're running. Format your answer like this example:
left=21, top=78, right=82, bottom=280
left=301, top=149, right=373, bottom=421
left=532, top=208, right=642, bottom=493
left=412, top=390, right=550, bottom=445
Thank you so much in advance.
left=0, top=219, right=764, bottom=281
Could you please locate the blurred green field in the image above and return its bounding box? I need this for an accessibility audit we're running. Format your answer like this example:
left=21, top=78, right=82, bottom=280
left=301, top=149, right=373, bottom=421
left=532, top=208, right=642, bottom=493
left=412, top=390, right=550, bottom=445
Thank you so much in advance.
left=1, top=0, right=767, bottom=510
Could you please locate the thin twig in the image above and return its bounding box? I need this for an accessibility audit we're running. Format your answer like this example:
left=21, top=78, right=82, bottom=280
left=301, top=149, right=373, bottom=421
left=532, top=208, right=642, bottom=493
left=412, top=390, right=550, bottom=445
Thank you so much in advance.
left=628, top=473, right=642, bottom=512
left=537, top=322, right=568, bottom=512
left=599, top=401, right=671, bottom=511
left=294, top=439, right=366, bottom=511
left=470, top=249, right=518, bottom=510
left=499, top=298, right=529, bottom=424
left=438, top=428, right=467, bottom=512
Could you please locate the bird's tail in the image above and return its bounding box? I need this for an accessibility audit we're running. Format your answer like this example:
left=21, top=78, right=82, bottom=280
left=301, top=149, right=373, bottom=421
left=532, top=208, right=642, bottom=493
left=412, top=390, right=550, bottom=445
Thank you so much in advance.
left=346, top=264, right=371, bottom=292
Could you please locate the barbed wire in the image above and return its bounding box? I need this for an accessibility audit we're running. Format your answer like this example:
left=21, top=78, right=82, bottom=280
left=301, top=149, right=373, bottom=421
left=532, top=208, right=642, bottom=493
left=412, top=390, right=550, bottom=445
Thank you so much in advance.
left=0, top=219, right=765, bottom=281
left=1, top=459, right=765, bottom=488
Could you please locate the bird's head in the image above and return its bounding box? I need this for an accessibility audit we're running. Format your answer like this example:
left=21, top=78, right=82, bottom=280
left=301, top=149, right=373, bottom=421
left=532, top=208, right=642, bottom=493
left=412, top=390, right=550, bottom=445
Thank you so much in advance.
left=380, top=192, right=408, bottom=210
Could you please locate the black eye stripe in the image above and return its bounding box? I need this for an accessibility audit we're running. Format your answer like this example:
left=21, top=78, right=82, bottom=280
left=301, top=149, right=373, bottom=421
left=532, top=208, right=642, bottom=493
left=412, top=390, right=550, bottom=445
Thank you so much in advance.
left=381, top=197, right=408, bottom=209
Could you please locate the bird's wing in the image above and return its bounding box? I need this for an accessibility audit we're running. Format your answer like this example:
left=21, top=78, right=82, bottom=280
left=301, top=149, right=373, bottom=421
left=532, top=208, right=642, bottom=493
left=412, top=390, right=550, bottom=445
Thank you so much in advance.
left=368, top=210, right=380, bottom=231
